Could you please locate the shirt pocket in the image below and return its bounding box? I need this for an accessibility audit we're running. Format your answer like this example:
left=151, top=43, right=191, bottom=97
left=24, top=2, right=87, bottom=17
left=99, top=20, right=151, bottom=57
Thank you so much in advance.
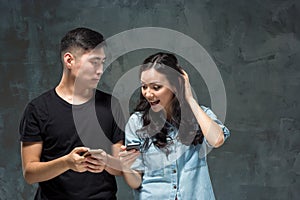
left=183, top=146, right=207, bottom=172
left=145, top=168, right=165, bottom=177
left=142, top=146, right=166, bottom=177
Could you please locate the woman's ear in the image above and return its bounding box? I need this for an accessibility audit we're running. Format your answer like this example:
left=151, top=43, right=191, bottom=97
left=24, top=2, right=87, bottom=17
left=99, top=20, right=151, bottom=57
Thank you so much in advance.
left=63, top=52, right=74, bottom=69
left=173, top=87, right=178, bottom=96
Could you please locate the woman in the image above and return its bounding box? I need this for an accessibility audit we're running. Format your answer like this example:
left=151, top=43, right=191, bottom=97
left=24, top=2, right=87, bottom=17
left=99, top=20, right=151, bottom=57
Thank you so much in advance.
left=120, top=52, right=230, bottom=200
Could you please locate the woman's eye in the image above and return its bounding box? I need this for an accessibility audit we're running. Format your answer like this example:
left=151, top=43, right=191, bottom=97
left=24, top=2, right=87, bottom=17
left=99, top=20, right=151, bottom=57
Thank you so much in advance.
left=153, top=85, right=161, bottom=91
left=141, top=85, right=147, bottom=90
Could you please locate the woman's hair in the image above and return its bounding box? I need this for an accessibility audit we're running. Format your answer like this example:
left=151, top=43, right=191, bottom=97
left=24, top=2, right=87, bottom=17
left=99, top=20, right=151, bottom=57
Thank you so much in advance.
left=134, top=52, right=203, bottom=149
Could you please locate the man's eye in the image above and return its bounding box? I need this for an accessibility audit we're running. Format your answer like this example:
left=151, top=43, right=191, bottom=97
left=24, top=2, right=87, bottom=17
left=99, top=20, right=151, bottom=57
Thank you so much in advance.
left=91, top=61, right=99, bottom=65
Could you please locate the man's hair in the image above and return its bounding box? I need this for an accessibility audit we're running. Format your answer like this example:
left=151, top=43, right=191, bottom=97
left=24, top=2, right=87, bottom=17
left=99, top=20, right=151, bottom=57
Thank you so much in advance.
left=60, top=27, right=104, bottom=56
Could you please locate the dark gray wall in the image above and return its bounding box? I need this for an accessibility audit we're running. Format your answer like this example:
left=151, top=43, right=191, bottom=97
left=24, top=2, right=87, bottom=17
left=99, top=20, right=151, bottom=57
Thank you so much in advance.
left=1, top=0, right=299, bottom=199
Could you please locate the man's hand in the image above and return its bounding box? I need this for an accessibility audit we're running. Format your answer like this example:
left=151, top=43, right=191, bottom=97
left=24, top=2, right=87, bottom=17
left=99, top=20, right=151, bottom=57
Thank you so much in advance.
left=85, top=149, right=108, bottom=173
left=65, top=147, right=89, bottom=173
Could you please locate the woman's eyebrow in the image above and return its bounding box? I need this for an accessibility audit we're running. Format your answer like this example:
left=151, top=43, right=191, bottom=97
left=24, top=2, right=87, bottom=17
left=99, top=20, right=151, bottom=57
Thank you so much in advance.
left=140, top=81, right=162, bottom=85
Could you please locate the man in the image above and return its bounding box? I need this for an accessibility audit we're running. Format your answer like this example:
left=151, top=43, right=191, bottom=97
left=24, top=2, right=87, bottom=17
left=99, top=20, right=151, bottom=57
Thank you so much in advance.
left=19, top=27, right=124, bottom=199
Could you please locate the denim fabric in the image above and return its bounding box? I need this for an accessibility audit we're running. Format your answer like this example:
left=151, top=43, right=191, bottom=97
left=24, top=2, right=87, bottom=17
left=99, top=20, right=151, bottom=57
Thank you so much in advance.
left=125, top=106, right=230, bottom=200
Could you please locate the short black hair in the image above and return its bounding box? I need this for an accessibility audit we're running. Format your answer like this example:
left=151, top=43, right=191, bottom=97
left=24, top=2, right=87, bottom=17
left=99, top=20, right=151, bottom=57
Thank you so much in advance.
left=60, top=27, right=104, bottom=55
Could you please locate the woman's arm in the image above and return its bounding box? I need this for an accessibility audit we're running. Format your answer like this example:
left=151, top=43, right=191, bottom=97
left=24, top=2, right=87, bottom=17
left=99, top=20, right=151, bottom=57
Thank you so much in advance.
left=182, top=70, right=225, bottom=148
left=119, top=145, right=142, bottom=189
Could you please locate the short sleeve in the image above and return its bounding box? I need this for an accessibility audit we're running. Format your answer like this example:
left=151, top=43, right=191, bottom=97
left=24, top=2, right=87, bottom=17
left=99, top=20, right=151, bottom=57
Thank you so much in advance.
left=111, top=99, right=125, bottom=144
left=125, top=113, right=145, bottom=171
left=200, top=106, right=230, bottom=147
left=19, top=103, right=43, bottom=142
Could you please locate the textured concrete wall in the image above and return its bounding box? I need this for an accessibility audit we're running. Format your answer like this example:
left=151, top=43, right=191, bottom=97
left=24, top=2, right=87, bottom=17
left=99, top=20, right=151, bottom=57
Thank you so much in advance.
left=0, top=0, right=299, bottom=199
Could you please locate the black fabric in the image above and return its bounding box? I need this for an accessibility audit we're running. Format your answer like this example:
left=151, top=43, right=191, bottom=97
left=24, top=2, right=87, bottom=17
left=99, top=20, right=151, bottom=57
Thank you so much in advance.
left=19, top=89, right=125, bottom=200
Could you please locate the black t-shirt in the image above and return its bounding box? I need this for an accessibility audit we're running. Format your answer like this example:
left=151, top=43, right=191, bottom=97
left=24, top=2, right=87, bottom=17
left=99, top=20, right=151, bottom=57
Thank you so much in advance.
left=19, top=89, right=125, bottom=200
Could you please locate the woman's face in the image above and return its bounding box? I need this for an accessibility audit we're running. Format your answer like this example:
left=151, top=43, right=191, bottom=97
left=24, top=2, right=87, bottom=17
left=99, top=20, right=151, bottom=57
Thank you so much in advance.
left=140, top=68, right=175, bottom=115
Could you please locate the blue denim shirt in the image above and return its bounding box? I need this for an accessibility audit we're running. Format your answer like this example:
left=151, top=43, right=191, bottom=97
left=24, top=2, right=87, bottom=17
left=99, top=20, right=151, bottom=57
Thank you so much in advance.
left=125, top=106, right=230, bottom=200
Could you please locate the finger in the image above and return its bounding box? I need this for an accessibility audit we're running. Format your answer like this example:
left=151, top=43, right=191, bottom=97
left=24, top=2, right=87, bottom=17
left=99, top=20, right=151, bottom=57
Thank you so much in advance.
left=182, top=70, right=189, bottom=80
left=74, top=147, right=90, bottom=153
left=119, top=151, right=128, bottom=157
left=86, top=163, right=105, bottom=172
left=90, top=151, right=107, bottom=160
left=127, top=152, right=140, bottom=161
left=120, top=145, right=126, bottom=151
left=86, top=166, right=102, bottom=173
left=121, top=152, right=139, bottom=163
left=181, top=69, right=188, bottom=76
left=85, top=157, right=103, bottom=165
left=85, top=163, right=99, bottom=170
left=120, top=150, right=139, bottom=159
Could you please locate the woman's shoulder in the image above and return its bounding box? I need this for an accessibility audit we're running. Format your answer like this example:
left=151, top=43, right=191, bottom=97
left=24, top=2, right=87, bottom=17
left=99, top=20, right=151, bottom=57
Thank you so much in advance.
left=128, top=111, right=143, bottom=122
left=127, top=112, right=143, bottom=126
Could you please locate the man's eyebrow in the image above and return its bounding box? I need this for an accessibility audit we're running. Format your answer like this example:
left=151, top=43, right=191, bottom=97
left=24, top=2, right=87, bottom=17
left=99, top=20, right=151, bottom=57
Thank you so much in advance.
left=90, top=56, right=106, bottom=60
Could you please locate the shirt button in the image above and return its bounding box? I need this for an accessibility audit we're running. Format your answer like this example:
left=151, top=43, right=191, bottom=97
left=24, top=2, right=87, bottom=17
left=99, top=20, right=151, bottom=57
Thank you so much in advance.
left=173, top=169, right=177, bottom=173
left=173, top=185, right=177, bottom=189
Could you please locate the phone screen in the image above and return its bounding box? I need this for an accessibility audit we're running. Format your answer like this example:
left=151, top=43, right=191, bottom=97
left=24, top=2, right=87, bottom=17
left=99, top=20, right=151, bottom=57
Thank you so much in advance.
left=126, top=142, right=140, bottom=151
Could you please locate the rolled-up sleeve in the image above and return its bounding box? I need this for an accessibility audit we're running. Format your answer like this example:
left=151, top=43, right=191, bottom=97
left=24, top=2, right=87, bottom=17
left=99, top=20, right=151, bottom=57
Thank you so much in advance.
left=125, top=113, right=145, bottom=171
left=200, top=106, right=230, bottom=147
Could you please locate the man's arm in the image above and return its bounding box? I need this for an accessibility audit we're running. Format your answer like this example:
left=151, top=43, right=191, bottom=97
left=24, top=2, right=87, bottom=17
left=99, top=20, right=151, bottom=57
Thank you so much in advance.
left=21, top=142, right=89, bottom=184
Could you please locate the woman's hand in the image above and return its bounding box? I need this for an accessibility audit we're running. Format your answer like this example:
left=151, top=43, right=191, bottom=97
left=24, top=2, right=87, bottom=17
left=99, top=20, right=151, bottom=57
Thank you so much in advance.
left=119, top=145, right=140, bottom=172
left=119, top=145, right=142, bottom=189
left=181, top=70, right=194, bottom=102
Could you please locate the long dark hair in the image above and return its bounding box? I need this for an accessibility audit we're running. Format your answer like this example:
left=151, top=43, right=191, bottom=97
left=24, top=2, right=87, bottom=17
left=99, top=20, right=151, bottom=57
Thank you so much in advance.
left=134, top=52, right=203, bottom=149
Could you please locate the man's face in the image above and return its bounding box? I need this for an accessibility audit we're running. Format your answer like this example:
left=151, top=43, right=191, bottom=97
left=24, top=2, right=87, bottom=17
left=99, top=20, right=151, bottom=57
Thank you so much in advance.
left=74, top=47, right=106, bottom=89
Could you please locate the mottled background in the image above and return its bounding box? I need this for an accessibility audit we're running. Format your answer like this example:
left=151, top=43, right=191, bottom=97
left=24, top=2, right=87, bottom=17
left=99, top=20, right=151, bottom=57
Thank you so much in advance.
left=0, top=0, right=299, bottom=199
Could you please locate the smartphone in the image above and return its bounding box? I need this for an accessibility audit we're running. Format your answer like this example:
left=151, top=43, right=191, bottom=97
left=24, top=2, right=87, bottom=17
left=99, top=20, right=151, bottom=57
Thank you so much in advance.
left=126, top=142, right=141, bottom=151
left=82, top=149, right=104, bottom=157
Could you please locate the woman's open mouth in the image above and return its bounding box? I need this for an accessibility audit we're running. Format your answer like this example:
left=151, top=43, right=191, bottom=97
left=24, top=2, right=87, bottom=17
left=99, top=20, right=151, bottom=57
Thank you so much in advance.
left=149, top=100, right=160, bottom=106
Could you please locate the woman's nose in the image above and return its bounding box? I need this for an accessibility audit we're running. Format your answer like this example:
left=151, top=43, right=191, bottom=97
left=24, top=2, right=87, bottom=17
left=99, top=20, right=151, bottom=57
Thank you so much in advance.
left=145, top=90, right=154, bottom=98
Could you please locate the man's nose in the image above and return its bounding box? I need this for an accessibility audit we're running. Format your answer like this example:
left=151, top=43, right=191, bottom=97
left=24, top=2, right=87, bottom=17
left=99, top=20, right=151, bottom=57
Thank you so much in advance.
left=96, top=64, right=103, bottom=74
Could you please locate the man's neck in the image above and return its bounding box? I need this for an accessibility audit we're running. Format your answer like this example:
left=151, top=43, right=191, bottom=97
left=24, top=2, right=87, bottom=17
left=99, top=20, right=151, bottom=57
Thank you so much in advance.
left=55, top=80, right=94, bottom=105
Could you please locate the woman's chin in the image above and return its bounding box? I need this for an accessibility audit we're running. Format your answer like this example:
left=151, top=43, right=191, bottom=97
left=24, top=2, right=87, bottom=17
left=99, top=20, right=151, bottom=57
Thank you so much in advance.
left=150, top=105, right=163, bottom=112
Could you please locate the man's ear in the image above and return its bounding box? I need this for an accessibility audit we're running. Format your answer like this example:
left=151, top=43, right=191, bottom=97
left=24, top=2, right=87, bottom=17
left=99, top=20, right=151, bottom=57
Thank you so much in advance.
left=63, top=52, right=74, bottom=69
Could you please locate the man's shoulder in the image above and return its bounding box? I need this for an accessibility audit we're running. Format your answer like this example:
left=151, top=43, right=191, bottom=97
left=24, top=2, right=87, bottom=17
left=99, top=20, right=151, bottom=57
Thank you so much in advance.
left=30, top=89, right=54, bottom=105
left=23, top=89, right=54, bottom=118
